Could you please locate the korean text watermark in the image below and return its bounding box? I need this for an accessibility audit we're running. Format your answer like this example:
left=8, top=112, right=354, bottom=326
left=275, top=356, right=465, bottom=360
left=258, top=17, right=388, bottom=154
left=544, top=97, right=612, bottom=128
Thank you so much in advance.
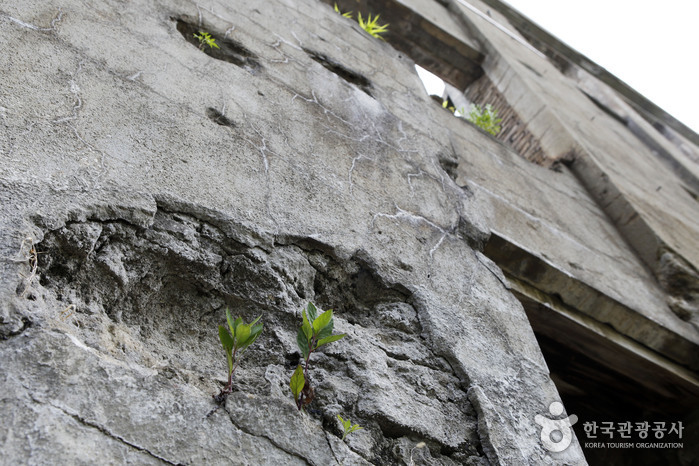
left=582, top=420, right=683, bottom=449
left=535, top=402, right=684, bottom=452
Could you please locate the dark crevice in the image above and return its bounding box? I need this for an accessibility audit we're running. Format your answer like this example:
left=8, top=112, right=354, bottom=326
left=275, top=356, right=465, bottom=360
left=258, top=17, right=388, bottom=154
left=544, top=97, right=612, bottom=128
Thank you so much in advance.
left=206, top=107, right=236, bottom=127
left=437, top=152, right=458, bottom=182
left=533, top=332, right=696, bottom=466
left=682, top=185, right=699, bottom=203
left=34, top=203, right=483, bottom=465
left=518, top=60, right=543, bottom=77
left=582, top=90, right=627, bottom=127
left=174, top=17, right=260, bottom=73
left=304, top=49, right=373, bottom=97
left=375, top=416, right=421, bottom=440
left=458, top=217, right=489, bottom=252
left=0, top=316, right=32, bottom=340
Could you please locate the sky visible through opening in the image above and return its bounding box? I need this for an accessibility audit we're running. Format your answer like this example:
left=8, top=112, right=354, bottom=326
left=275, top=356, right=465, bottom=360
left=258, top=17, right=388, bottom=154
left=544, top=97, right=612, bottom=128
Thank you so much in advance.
left=417, top=0, right=699, bottom=135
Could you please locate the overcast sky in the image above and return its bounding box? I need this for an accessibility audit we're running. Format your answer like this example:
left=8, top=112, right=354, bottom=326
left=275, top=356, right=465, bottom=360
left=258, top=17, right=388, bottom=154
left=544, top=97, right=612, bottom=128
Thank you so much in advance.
left=502, top=0, right=699, bottom=134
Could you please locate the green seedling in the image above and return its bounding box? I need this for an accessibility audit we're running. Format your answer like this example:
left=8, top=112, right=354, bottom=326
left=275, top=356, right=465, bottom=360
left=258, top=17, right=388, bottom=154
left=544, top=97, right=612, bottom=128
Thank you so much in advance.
left=442, top=100, right=455, bottom=112
left=193, top=31, right=220, bottom=50
left=334, top=3, right=353, bottom=18
left=290, top=302, right=346, bottom=410
left=290, top=365, right=306, bottom=408
left=337, top=414, right=363, bottom=440
left=358, top=12, right=388, bottom=40
left=465, top=103, right=502, bottom=136
left=217, top=309, right=263, bottom=397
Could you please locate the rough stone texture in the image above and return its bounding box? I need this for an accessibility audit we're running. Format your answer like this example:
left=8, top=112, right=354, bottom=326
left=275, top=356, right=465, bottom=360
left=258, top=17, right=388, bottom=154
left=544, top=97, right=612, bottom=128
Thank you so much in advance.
left=3, top=0, right=697, bottom=464
left=0, top=0, right=586, bottom=464
left=440, top=1, right=699, bottom=464
left=447, top=0, right=699, bottom=282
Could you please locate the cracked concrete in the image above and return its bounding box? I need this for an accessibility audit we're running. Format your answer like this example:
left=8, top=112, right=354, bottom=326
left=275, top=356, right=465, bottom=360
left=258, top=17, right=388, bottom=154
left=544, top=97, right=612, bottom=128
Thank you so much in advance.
left=0, top=0, right=641, bottom=464
left=43, top=399, right=182, bottom=466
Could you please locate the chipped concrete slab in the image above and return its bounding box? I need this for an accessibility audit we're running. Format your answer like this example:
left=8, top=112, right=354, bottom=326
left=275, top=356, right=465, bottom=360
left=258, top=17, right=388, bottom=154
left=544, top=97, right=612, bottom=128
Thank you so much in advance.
left=0, top=0, right=587, bottom=464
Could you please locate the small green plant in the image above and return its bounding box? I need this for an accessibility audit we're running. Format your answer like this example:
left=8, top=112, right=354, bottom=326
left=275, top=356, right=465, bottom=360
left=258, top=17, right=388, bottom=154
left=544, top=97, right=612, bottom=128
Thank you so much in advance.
left=216, top=309, right=263, bottom=399
left=358, top=12, right=389, bottom=40
left=337, top=414, right=363, bottom=440
left=465, top=103, right=502, bottom=136
left=290, top=302, right=346, bottom=410
left=193, top=31, right=220, bottom=50
left=334, top=3, right=353, bottom=18
left=442, top=100, right=455, bottom=112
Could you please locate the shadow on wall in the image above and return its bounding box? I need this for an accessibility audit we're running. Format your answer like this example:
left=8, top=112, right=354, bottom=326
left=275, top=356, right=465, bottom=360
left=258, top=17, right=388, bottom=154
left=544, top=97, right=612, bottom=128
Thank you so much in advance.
left=28, top=203, right=484, bottom=464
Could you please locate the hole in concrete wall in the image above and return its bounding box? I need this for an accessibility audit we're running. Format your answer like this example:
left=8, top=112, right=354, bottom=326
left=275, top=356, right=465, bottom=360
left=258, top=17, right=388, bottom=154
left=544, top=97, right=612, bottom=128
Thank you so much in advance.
left=437, top=151, right=458, bottom=182
left=174, top=17, right=260, bottom=72
left=418, top=65, right=552, bottom=167
left=324, top=0, right=484, bottom=90
left=206, top=107, right=236, bottom=127
left=463, top=74, right=549, bottom=165
left=417, top=53, right=559, bottom=170
left=305, top=49, right=373, bottom=97
left=34, top=207, right=484, bottom=464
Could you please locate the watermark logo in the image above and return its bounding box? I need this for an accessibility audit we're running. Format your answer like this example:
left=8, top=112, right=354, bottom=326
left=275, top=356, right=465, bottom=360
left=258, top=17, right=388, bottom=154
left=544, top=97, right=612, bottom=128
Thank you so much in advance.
left=582, top=420, right=683, bottom=449
left=535, top=401, right=578, bottom=452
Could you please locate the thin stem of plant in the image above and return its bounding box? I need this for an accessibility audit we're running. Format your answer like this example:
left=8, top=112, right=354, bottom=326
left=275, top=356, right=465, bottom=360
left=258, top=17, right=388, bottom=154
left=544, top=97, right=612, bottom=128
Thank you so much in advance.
left=225, top=347, right=241, bottom=393
left=303, top=335, right=317, bottom=379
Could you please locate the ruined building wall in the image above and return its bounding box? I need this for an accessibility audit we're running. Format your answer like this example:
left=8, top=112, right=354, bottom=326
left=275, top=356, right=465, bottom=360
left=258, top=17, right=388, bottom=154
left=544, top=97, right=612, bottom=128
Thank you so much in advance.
left=1, top=0, right=697, bottom=465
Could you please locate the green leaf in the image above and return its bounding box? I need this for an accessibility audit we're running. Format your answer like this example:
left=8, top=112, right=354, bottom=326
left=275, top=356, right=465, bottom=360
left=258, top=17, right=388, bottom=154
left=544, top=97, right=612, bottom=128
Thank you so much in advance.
left=316, top=318, right=334, bottom=341
left=233, top=316, right=243, bottom=333
left=239, top=323, right=263, bottom=352
left=337, top=414, right=350, bottom=430
left=219, top=325, right=234, bottom=375
left=349, top=424, right=364, bottom=434
left=313, top=309, right=333, bottom=334
left=357, top=12, right=388, bottom=39
left=466, top=103, right=502, bottom=136
left=218, top=325, right=234, bottom=351
left=297, top=327, right=310, bottom=359
left=225, top=309, right=237, bottom=337
left=249, top=315, right=262, bottom=327
left=290, top=365, right=305, bottom=401
left=306, top=302, right=318, bottom=323
left=338, top=414, right=362, bottom=440
left=334, top=3, right=352, bottom=18
left=235, top=323, right=251, bottom=348
left=250, top=322, right=263, bottom=340
left=301, top=309, right=312, bottom=340
left=316, top=333, right=346, bottom=349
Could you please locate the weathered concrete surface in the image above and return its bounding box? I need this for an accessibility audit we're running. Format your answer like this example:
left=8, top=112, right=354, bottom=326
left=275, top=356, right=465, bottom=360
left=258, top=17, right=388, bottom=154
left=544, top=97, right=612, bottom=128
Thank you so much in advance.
left=445, top=0, right=699, bottom=369
left=330, top=0, right=485, bottom=89
left=439, top=1, right=699, bottom=463
left=0, top=0, right=585, bottom=465
left=477, top=0, right=699, bottom=149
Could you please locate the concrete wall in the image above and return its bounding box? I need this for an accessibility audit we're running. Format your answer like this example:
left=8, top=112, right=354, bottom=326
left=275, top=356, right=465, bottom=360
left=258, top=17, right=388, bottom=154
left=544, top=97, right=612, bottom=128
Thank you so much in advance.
left=1, top=0, right=696, bottom=464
